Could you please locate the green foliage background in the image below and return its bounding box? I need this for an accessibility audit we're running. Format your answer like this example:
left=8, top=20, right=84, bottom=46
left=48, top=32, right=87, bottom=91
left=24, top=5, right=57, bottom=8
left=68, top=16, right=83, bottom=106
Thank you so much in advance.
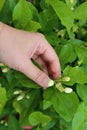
left=0, top=0, right=87, bottom=130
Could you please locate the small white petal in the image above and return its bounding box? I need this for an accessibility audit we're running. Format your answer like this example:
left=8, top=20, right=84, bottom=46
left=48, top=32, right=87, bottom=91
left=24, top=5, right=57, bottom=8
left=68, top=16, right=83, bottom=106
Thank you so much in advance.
left=48, top=80, right=54, bottom=87
left=64, top=87, right=73, bottom=93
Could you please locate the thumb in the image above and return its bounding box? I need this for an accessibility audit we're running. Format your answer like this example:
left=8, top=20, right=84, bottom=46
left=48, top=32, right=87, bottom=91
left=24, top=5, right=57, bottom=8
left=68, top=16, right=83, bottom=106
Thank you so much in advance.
left=20, top=59, right=54, bottom=89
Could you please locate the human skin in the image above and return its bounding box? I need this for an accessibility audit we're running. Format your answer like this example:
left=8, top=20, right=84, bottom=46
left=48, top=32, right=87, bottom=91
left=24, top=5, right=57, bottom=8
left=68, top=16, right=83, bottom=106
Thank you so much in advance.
left=0, top=22, right=61, bottom=89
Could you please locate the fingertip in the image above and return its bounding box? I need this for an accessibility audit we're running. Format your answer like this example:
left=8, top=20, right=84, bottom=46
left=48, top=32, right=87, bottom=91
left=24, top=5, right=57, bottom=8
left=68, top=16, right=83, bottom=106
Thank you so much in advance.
left=53, top=71, right=61, bottom=79
left=41, top=76, right=51, bottom=89
left=21, top=59, right=52, bottom=89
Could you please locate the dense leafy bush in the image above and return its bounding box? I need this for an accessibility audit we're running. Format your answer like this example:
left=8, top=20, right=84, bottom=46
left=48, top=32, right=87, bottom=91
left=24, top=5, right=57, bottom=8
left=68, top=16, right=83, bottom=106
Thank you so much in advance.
left=0, top=0, right=87, bottom=130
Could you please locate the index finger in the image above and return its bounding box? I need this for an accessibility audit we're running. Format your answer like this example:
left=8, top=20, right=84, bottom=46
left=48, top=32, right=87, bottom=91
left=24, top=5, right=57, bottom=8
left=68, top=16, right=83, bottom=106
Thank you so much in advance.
left=41, top=40, right=61, bottom=79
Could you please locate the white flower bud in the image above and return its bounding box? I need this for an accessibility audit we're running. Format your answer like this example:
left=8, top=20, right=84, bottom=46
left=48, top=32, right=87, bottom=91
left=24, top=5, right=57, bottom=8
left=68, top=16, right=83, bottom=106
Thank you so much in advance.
left=0, top=120, right=4, bottom=124
left=13, top=90, right=22, bottom=95
left=48, top=80, right=54, bottom=87
left=70, top=0, right=74, bottom=4
left=71, top=7, right=74, bottom=10
left=16, top=93, right=25, bottom=101
left=0, top=63, right=4, bottom=66
left=5, top=122, right=8, bottom=126
left=2, top=68, right=9, bottom=73
left=77, top=60, right=83, bottom=66
left=62, top=77, right=70, bottom=82
left=56, top=82, right=65, bottom=92
left=26, top=95, right=30, bottom=99
left=64, top=87, right=73, bottom=93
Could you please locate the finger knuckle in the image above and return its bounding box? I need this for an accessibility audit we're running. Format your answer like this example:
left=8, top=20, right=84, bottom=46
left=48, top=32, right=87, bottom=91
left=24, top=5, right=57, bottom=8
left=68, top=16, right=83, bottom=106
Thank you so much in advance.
left=34, top=70, right=46, bottom=83
left=37, top=33, right=45, bottom=39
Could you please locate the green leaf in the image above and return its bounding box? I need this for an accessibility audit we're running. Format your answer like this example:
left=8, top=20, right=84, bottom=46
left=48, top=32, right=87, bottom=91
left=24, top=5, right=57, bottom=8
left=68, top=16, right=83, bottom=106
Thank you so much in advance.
left=13, top=90, right=40, bottom=113
left=43, top=88, right=54, bottom=101
left=29, top=111, right=52, bottom=127
left=13, top=0, right=32, bottom=21
left=14, top=71, right=40, bottom=88
left=0, top=0, right=5, bottom=11
left=40, top=0, right=47, bottom=10
left=69, top=38, right=85, bottom=46
left=59, top=43, right=76, bottom=67
left=46, top=0, right=74, bottom=31
left=60, top=118, right=72, bottom=130
left=0, top=0, right=12, bottom=23
left=13, top=89, right=40, bottom=126
left=41, top=120, right=55, bottom=130
left=9, top=0, right=17, bottom=11
left=39, top=7, right=59, bottom=33
left=23, top=20, right=41, bottom=32
left=0, top=125, right=7, bottom=130
left=27, top=2, right=39, bottom=21
left=63, top=66, right=87, bottom=86
left=42, top=100, right=52, bottom=110
left=1, top=1, right=87, bottom=129
left=8, top=115, right=21, bottom=130
left=77, top=84, right=87, bottom=102
left=52, top=90, right=79, bottom=122
left=45, top=32, right=58, bottom=46
left=44, top=88, right=79, bottom=122
left=75, top=2, right=87, bottom=20
left=0, top=86, right=7, bottom=113
left=13, top=0, right=41, bottom=31
left=75, top=45, right=87, bottom=64
left=72, top=102, right=87, bottom=130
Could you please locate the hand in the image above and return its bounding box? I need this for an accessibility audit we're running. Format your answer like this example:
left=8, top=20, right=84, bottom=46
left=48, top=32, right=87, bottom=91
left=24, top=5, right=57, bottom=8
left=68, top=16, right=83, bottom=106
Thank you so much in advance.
left=0, top=22, right=61, bottom=88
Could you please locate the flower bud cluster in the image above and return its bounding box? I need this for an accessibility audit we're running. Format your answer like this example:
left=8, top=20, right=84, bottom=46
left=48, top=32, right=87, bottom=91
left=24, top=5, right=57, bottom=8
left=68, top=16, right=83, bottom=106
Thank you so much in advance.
left=55, top=76, right=73, bottom=93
